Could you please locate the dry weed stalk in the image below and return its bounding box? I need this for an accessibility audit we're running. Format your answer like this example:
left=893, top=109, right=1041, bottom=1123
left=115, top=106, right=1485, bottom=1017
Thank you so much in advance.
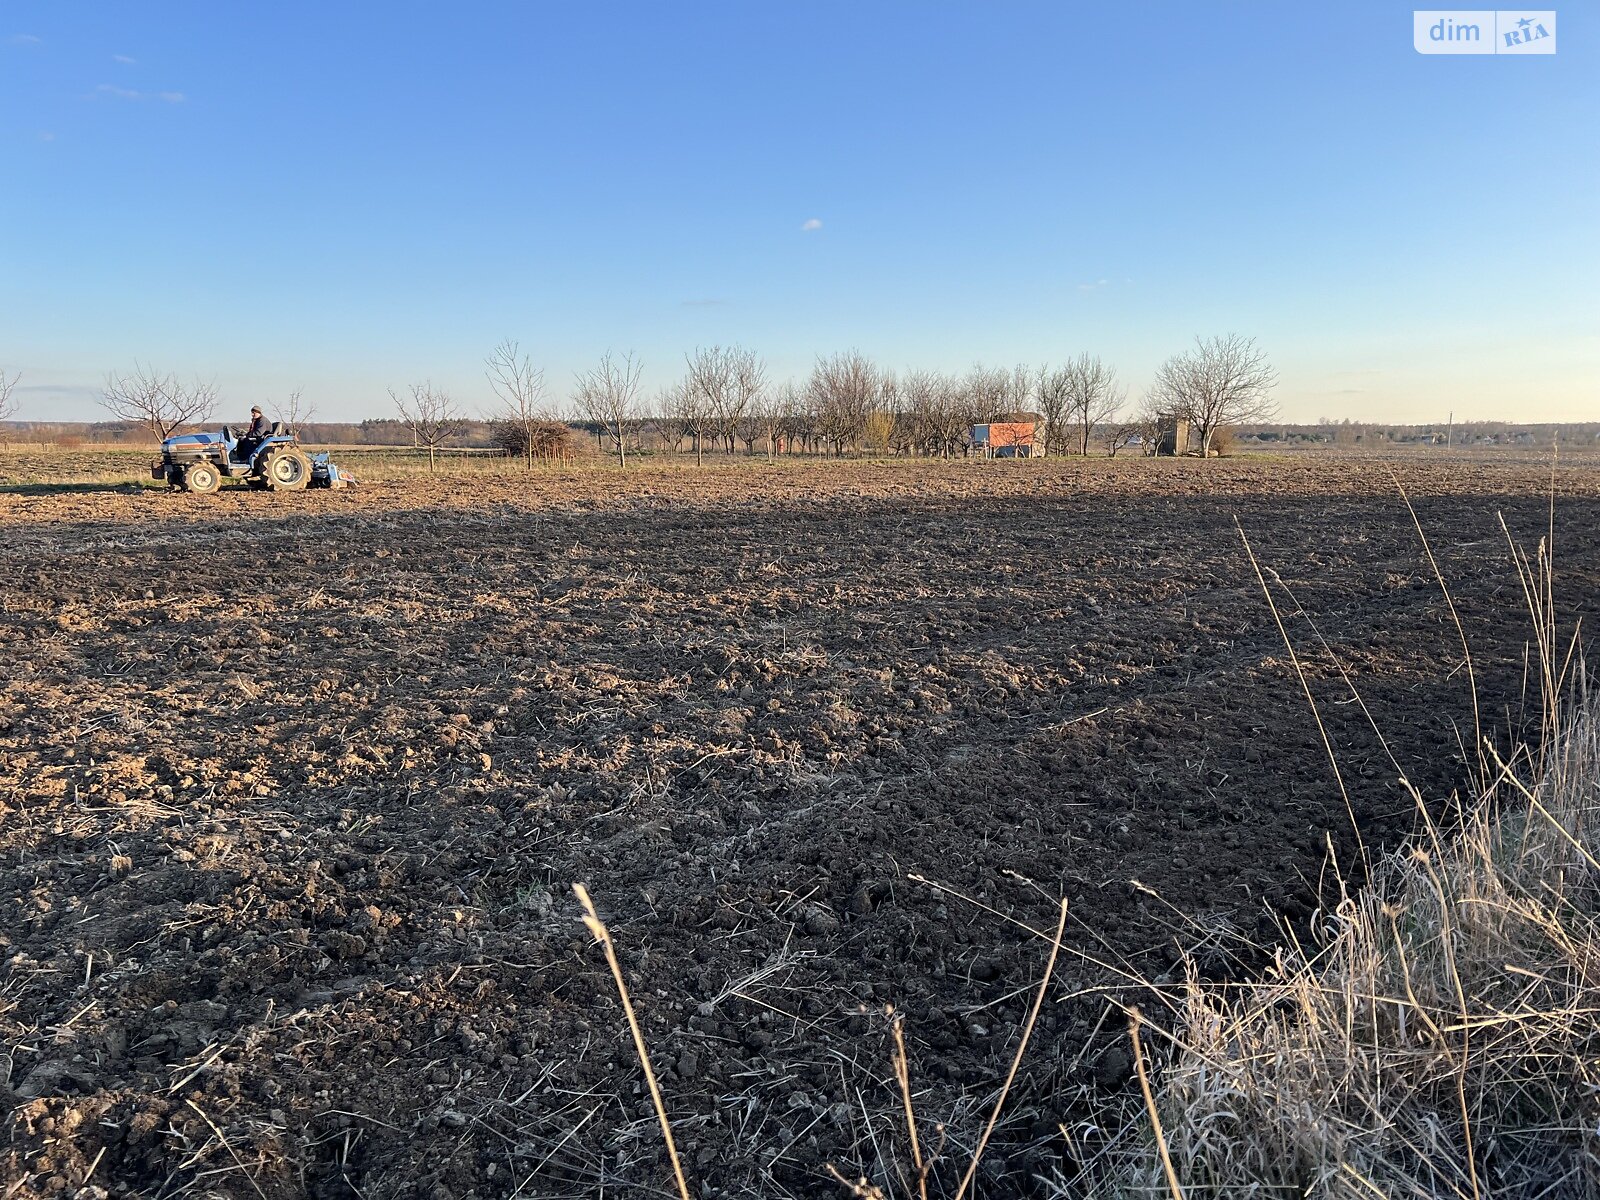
left=1127, top=1009, right=1183, bottom=1200
left=887, top=1005, right=934, bottom=1200
left=953, top=896, right=1069, bottom=1200
left=572, top=883, right=692, bottom=1200
left=826, top=897, right=1069, bottom=1199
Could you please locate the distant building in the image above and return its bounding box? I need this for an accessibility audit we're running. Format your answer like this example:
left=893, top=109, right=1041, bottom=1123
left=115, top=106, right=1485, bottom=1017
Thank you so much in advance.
left=971, top=412, right=1044, bottom=458
left=1155, top=412, right=1190, bottom=456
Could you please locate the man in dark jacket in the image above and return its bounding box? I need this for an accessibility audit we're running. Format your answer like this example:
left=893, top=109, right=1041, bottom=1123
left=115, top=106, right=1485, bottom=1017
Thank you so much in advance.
left=237, top=406, right=270, bottom=459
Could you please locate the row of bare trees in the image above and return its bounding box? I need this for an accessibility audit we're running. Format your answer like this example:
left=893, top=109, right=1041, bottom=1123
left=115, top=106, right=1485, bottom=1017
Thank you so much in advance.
left=653, top=350, right=1127, bottom=460
left=70, top=334, right=1274, bottom=467
left=384, top=343, right=638, bottom=471
left=390, top=334, right=1275, bottom=468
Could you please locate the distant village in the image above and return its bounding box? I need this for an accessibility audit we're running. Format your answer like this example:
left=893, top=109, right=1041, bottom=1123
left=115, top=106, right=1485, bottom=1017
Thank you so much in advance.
left=1237, top=420, right=1597, bottom=449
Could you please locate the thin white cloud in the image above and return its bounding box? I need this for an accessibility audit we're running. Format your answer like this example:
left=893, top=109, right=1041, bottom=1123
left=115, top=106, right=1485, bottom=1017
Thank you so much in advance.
left=801, top=218, right=823, bottom=232
left=93, top=83, right=187, bottom=103
left=38, top=131, right=55, bottom=142
left=8, top=33, right=42, bottom=46
left=1076, top=278, right=1109, bottom=292
left=113, top=53, right=136, bottom=64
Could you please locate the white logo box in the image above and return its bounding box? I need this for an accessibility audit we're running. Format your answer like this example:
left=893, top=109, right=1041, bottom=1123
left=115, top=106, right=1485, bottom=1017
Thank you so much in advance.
left=1414, top=10, right=1556, bottom=53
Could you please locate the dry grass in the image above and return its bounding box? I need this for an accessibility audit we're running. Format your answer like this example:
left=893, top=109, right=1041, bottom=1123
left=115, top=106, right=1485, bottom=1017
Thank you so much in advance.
left=1080, top=679, right=1599, bottom=1198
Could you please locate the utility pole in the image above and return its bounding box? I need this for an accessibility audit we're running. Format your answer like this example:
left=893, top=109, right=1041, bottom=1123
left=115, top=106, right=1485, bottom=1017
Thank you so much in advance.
left=1446, top=410, right=1453, bottom=449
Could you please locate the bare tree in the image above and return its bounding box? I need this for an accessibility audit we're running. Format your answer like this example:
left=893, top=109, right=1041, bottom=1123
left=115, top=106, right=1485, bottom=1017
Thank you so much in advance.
left=962, top=365, right=1009, bottom=426
left=655, top=385, right=689, bottom=453
left=880, top=372, right=920, bottom=457
left=282, top=388, right=316, bottom=432
left=0, top=369, right=17, bottom=459
left=726, top=349, right=765, bottom=455
left=750, top=383, right=796, bottom=462
left=1105, top=423, right=1142, bottom=458
left=734, top=405, right=763, bottom=455
left=670, top=374, right=715, bottom=465
left=1006, top=363, right=1032, bottom=416
left=574, top=351, right=643, bottom=468
left=952, top=365, right=1009, bottom=457
left=1126, top=394, right=1165, bottom=456
left=390, top=382, right=466, bottom=470
left=681, top=348, right=723, bottom=459
left=906, top=370, right=967, bottom=458
left=810, top=350, right=878, bottom=456
left=776, top=381, right=812, bottom=456
left=1148, top=334, right=1278, bottom=455
left=898, top=370, right=936, bottom=456
left=861, top=370, right=901, bottom=456
left=1035, top=365, right=1070, bottom=455
left=1060, top=353, right=1124, bottom=456
left=684, top=345, right=765, bottom=456
left=1331, top=418, right=1365, bottom=448
left=101, top=365, right=217, bottom=442
left=485, top=340, right=548, bottom=470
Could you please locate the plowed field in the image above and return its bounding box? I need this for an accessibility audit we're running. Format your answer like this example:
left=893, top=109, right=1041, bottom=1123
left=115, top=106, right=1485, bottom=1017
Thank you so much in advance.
left=4, top=455, right=1597, bottom=1198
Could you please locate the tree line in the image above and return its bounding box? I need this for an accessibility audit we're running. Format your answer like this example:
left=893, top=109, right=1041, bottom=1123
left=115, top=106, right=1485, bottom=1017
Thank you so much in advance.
left=6, top=334, right=1278, bottom=467
left=396, top=333, right=1278, bottom=468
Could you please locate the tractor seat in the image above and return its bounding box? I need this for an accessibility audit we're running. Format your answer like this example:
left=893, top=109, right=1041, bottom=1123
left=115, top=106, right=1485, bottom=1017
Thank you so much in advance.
left=270, top=421, right=290, bottom=436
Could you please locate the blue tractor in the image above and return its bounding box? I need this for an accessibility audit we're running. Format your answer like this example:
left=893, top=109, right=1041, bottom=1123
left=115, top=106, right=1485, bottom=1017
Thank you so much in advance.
left=154, top=424, right=351, bottom=494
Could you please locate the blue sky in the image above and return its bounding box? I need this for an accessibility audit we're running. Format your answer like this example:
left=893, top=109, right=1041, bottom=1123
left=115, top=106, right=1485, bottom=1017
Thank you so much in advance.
left=2, top=2, right=1595, bottom=423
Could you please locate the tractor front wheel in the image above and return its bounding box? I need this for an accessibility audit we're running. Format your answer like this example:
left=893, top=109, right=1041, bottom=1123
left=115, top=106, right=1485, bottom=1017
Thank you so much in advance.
left=260, top=448, right=311, bottom=492
left=183, top=463, right=222, bottom=494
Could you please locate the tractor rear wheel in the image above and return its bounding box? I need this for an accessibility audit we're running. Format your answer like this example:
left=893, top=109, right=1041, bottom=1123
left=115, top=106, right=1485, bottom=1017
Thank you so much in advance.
left=261, top=448, right=311, bottom=491
left=183, top=463, right=221, bottom=494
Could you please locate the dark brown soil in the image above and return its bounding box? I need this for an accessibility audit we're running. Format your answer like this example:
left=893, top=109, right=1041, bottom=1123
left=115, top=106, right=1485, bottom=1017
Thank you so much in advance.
left=3, top=456, right=1597, bottom=1198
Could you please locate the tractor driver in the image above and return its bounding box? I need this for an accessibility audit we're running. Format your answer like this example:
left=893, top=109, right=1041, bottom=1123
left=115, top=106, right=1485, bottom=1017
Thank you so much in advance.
left=237, top=406, right=270, bottom=459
